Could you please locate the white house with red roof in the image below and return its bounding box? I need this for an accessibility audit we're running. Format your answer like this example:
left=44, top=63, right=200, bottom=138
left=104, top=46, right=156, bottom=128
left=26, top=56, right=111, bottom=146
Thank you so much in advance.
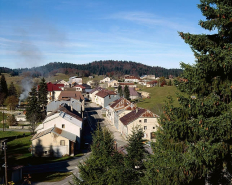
left=124, top=76, right=140, bottom=83
left=73, top=85, right=86, bottom=92
left=46, top=82, right=64, bottom=103
left=119, top=108, right=159, bottom=141
left=95, top=89, right=120, bottom=108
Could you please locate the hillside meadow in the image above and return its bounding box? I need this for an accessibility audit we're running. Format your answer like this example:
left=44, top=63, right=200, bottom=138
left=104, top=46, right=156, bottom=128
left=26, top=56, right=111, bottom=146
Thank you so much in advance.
left=137, top=85, right=181, bottom=115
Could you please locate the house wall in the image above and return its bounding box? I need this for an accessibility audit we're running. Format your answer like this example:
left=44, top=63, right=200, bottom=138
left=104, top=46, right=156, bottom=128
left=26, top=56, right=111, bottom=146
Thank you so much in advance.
left=38, top=116, right=82, bottom=139
left=90, top=91, right=99, bottom=102
left=32, top=133, right=70, bottom=157
left=126, top=117, right=159, bottom=141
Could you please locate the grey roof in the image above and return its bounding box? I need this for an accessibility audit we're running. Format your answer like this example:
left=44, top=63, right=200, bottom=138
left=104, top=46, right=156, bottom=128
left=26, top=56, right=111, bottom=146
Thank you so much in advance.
left=47, top=98, right=82, bottom=112
left=31, top=127, right=77, bottom=142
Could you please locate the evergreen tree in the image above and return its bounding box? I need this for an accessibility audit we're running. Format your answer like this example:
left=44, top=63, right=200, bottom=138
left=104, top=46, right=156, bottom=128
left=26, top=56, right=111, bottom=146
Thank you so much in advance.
left=124, top=85, right=130, bottom=100
left=0, top=74, right=8, bottom=98
left=168, top=79, right=172, bottom=86
left=124, top=126, right=147, bottom=184
left=144, top=1, right=232, bottom=184
left=8, top=82, right=17, bottom=97
left=72, top=126, right=125, bottom=184
left=118, top=84, right=123, bottom=97
left=38, top=78, right=48, bottom=114
left=26, top=86, right=42, bottom=128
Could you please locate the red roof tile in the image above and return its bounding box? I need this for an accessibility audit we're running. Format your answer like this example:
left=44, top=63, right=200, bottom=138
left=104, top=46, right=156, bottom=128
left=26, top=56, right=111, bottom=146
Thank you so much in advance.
left=95, top=89, right=117, bottom=98
left=58, top=91, right=84, bottom=101
left=120, top=108, right=157, bottom=126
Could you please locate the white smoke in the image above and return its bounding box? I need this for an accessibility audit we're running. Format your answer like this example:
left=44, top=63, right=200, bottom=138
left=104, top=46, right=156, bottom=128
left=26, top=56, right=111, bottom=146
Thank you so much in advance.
left=19, top=78, right=34, bottom=101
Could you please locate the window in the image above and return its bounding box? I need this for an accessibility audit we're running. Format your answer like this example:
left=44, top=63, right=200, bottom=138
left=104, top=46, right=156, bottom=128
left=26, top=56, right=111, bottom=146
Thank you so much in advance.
left=153, top=127, right=155, bottom=129
left=151, top=132, right=156, bottom=139
left=144, top=119, right=147, bottom=123
left=44, top=151, right=48, bottom=154
left=62, top=124, right=65, bottom=128
left=144, top=126, right=147, bottom=130
left=139, top=120, right=141, bottom=123
left=60, top=140, right=65, bottom=146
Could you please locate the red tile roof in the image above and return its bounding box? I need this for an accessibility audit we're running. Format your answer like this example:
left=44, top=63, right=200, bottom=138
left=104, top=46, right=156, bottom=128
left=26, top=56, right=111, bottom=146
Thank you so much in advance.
left=147, top=80, right=158, bottom=84
left=125, top=76, right=140, bottom=80
left=47, top=82, right=64, bottom=92
left=58, top=91, right=84, bottom=101
left=95, top=89, right=117, bottom=98
left=119, top=83, right=135, bottom=85
left=120, top=108, right=157, bottom=126
left=110, top=97, right=135, bottom=111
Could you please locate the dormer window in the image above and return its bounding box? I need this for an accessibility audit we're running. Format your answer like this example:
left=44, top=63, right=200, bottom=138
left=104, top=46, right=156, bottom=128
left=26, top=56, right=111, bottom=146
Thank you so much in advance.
left=62, top=124, right=65, bottom=128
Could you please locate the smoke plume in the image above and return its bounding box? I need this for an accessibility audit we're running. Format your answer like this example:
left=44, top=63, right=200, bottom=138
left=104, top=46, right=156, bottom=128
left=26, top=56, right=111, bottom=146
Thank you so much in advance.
left=19, top=78, right=34, bottom=101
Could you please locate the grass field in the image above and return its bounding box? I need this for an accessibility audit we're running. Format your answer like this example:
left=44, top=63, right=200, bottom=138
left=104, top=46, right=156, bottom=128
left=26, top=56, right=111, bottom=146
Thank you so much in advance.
left=136, top=85, right=181, bottom=115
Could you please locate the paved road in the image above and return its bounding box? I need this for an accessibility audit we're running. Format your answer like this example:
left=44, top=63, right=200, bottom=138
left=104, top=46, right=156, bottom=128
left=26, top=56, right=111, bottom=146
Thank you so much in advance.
left=85, top=102, right=127, bottom=148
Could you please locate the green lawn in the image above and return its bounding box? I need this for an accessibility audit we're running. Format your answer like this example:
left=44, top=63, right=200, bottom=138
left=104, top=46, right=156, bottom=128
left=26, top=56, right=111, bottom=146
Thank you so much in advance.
left=137, top=85, right=181, bottom=115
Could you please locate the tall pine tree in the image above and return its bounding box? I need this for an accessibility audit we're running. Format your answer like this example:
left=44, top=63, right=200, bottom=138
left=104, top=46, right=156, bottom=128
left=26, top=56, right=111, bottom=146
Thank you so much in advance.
left=118, top=84, right=123, bottom=97
left=143, top=1, right=232, bottom=184
left=38, top=78, right=48, bottom=114
left=0, top=74, right=8, bottom=98
left=124, top=85, right=130, bottom=100
left=8, top=82, right=17, bottom=97
left=26, top=85, right=42, bottom=129
left=72, top=126, right=126, bottom=184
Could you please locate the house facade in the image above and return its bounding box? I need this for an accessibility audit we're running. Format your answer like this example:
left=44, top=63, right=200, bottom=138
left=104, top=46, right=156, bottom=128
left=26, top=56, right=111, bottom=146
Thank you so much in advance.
left=31, top=127, right=77, bottom=157
left=69, top=76, right=82, bottom=86
left=100, top=77, right=111, bottom=83
left=89, top=87, right=103, bottom=102
left=119, top=83, right=136, bottom=88
left=108, top=80, right=118, bottom=87
left=73, top=85, right=86, bottom=92
left=119, top=108, right=159, bottom=141
left=43, top=82, right=64, bottom=103
left=55, top=80, right=69, bottom=87
left=95, top=90, right=120, bottom=108
left=124, top=76, right=140, bottom=83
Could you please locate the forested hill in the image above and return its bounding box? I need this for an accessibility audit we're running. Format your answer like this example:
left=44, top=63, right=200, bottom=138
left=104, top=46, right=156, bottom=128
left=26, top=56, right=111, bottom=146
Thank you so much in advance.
left=3, top=60, right=183, bottom=77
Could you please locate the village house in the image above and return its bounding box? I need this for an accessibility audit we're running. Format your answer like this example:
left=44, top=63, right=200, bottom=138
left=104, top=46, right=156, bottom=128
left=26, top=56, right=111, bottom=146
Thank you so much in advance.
left=100, top=77, right=111, bottom=83
left=69, top=76, right=82, bottom=86
left=147, top=75, right=156, bottom=79
left=119, top=82, right=136, bottom=88
left=38, top=82, right=64, bottom=103
left=95, top=89, right=120, bottom=108
left=108, top=80, right=118, bottom=87
left=89, top=87, right=103, bottom=102
left=124, top=76, right=140, bottom=83
left=119, top=108, right=159, bottom=141
left=31, top=127, right=77, bottom=157
left=146, top=80, right=158, bottom=87
left=55, top=80, right=69, bottom=87
left=73, top=85, right=86, bottom=92
left=33, top=105, right=83, bottom=157
left=106, top=98, right=136, bottom=130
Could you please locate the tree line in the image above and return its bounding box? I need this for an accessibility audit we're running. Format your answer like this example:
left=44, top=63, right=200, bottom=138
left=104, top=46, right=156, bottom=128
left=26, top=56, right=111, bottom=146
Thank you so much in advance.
left=1, top=60, right=183, bottom=78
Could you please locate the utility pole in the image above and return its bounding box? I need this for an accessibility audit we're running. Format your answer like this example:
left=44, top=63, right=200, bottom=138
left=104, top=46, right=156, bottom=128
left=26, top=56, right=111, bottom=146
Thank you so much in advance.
left=4, top=141, right=7, bottom=185
left=2, top=104, right=4, bottom=132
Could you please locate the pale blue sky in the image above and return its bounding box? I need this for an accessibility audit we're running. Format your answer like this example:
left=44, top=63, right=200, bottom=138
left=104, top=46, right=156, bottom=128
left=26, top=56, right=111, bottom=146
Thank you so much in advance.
left=0, top=0, right=212, bottom=69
